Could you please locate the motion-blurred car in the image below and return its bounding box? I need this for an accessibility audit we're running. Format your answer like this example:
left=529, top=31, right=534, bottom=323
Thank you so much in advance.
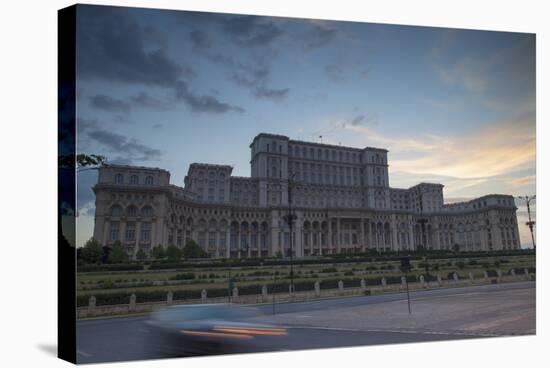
left=146, top=304, right=288, bottom=356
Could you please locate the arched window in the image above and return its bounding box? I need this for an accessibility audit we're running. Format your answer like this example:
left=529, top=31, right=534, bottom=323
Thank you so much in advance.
left=130, top=175, right=139, bottom=185
left=145, top=176, right=154, bottom=185
left=110, top=205, right=123, bottom=217
left=114, top=174, right=123, bottom=184
left=127, top=205, right=138, bottom=217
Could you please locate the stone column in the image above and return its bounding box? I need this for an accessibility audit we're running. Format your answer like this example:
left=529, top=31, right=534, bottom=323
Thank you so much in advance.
left=215, top=230, right=220, bottom=258
left=327, top=222, right=333, bottom=254
left=453, top=272, right=459, bottom=285
left=391, top=217, right=398, bottom=252
left=247, top=231, right=252, bottom=258
left=436, top=274, right=442, bottom=286
left=360, top=218, right=366, bottom=252
left=262, top=285, right=268, bottom=300
left=338, top=280, right=344, bottom=295
left=225, top=228, right=231, bottom=258
left=381, top=277, right=387, bottom=289
left=419, top=275, right=426, bottom=288
left=314, top=281, right=320, bottom=297
left=167, top=291, right=173, bottom=305
left=133, top=222, right=140, bottom=259
left=408, top=220, right=414, bottom=250
left=336, top=218, right=341, bottom=253
left=129, top=294, right=136, bottom=312
left=271, top=219, right=279, bottom=256
left=201, top=289, right=207, bottom=303
left=294, top=219, right=303, bottom=258
left=88, top=296, right=96, bottom=317
left=318, top=228, right=322, bottom=255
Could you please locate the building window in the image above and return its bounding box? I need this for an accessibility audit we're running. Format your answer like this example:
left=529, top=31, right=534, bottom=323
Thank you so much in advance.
left=140, top=222, right=150, bottom=241
left=127, top=205, right=138, bottom=217
left=145, top=176, right=153, bottom=185
left=110, top=222, right=120, bottom=241
left=130, top=175, right=139, bottom=185
left=115, top=174, right=123, bottom=184
left=125, top=222, right=136, bottom=241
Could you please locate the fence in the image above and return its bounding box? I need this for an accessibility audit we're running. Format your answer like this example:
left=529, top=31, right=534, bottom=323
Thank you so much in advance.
left=77, top=268, right=535, bottom=319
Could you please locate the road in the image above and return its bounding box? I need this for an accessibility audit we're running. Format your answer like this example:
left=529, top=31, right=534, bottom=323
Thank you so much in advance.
left=76, top=281, right=535, bottom=364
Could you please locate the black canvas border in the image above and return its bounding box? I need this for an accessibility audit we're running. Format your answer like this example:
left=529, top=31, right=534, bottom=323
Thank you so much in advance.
left=58, top=4, right=77, bottom=364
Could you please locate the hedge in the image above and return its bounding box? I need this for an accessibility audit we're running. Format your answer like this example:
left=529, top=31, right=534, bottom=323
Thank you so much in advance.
left=78, top=264, right=144, bottom=272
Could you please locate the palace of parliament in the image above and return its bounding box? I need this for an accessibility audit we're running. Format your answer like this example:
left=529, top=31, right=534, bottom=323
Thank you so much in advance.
left=92, top=133, right=521, bottom=259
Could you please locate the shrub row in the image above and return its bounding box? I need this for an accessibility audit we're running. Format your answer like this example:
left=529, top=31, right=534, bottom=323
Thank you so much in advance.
left=78, top=264, right=144, bottom=272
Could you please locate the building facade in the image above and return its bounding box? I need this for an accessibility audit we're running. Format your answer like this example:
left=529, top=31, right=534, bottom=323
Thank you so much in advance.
left=92, top=133, right=521, bottom=259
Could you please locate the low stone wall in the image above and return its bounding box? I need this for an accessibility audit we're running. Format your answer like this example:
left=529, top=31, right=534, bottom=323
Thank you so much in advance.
left=77, top=269, right=535, bottom=319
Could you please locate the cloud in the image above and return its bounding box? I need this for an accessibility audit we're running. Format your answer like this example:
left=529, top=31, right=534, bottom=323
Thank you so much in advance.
left=130, top=92, right=171, bottom=110
left=338, top=113, right=378, bottom=128
left=77, top=5, right=243, bottom=114
left=231, top=64, right=289, bottom=101
left=174, top=80, right=245, bottom=113
left=79, top=118, right=162, bottom=162
left=337, top=113, right=535, bottom=182
left=189, top=29, right=213, bottom=49
left=299, top=23, right=339, bottom=49
left=90, top=94, right=131, bottom=113
left=221, top=15, right=283, bottom=47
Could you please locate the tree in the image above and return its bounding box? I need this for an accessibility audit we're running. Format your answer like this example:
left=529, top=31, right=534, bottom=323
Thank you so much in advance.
left=452, top=243, right=460, bottom=253
left=183, top=240, right=208, bottom=259
left=151, top=244, right=165, bottom=260
left=166, top=245, right=182, bottom=261
left=108, top=241, right=128, bottom=263
left=136, top=248, right=148, bottom=261
left=81, top=237, right=103, bottom=264
left=59, top=153, right=106, bottom=171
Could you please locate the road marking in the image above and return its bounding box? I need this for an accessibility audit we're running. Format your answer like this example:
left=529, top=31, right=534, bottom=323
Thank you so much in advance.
left=281, top=325, right=503, bottom=338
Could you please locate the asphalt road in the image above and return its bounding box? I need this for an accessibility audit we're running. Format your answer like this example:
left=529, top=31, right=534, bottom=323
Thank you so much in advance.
left=76, top=281, right=535, bottom=364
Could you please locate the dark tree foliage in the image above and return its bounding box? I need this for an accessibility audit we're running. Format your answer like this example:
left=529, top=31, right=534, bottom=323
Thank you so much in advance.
left=59, top=153, right=106, bottom=170
left=80, top=237, right=103, bottom=264
left=108, top=241, right=128, bottom=263
left=136, top=248, right=148, bottom=261
left=165, top=245, right=182, bottom=261
left=183, top=240, right=208, bottom=259
left=151, top=244, right=165, bottom=260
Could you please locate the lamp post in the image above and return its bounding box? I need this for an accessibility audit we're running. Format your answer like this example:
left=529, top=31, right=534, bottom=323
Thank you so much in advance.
left=518, top=195, right=536, bottom=250
left=284, top=172, right=297, bottom=294
left=417, top=190, right=429, bottom=251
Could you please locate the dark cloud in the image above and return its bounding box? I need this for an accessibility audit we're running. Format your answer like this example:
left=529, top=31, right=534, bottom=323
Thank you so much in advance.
left=130, top=92, right=171, bottom=110
left=77, top=5, right=243, bottom=114
left=79, top=118, right=162, bottom=162
left=174, top=80, right=245, bottom=113
left=222, top=15, right=283, bottom=47
left=301, top=24, right=339, bottom=49
left=189, top=29, right=213, bottom=49
left=340, top=114, right=378, bottom=128
left=90, top=94, right=131, bottom=113
left=231, top=65, right=289, bottom=101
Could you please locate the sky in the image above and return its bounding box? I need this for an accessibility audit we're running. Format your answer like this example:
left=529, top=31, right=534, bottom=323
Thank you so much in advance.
left=75, top=4, right=536, bottom=248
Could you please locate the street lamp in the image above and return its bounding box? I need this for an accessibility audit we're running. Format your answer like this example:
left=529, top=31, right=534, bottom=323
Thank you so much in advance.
left=518, top=195, right=536, bottom=250
left=283, top=172, right=297, bottom=294
left=417, top=190, right=429, bottom=252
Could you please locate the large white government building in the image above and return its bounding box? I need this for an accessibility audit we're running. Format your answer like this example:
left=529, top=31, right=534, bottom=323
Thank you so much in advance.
left=92, top=133, right=521, bottom=259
